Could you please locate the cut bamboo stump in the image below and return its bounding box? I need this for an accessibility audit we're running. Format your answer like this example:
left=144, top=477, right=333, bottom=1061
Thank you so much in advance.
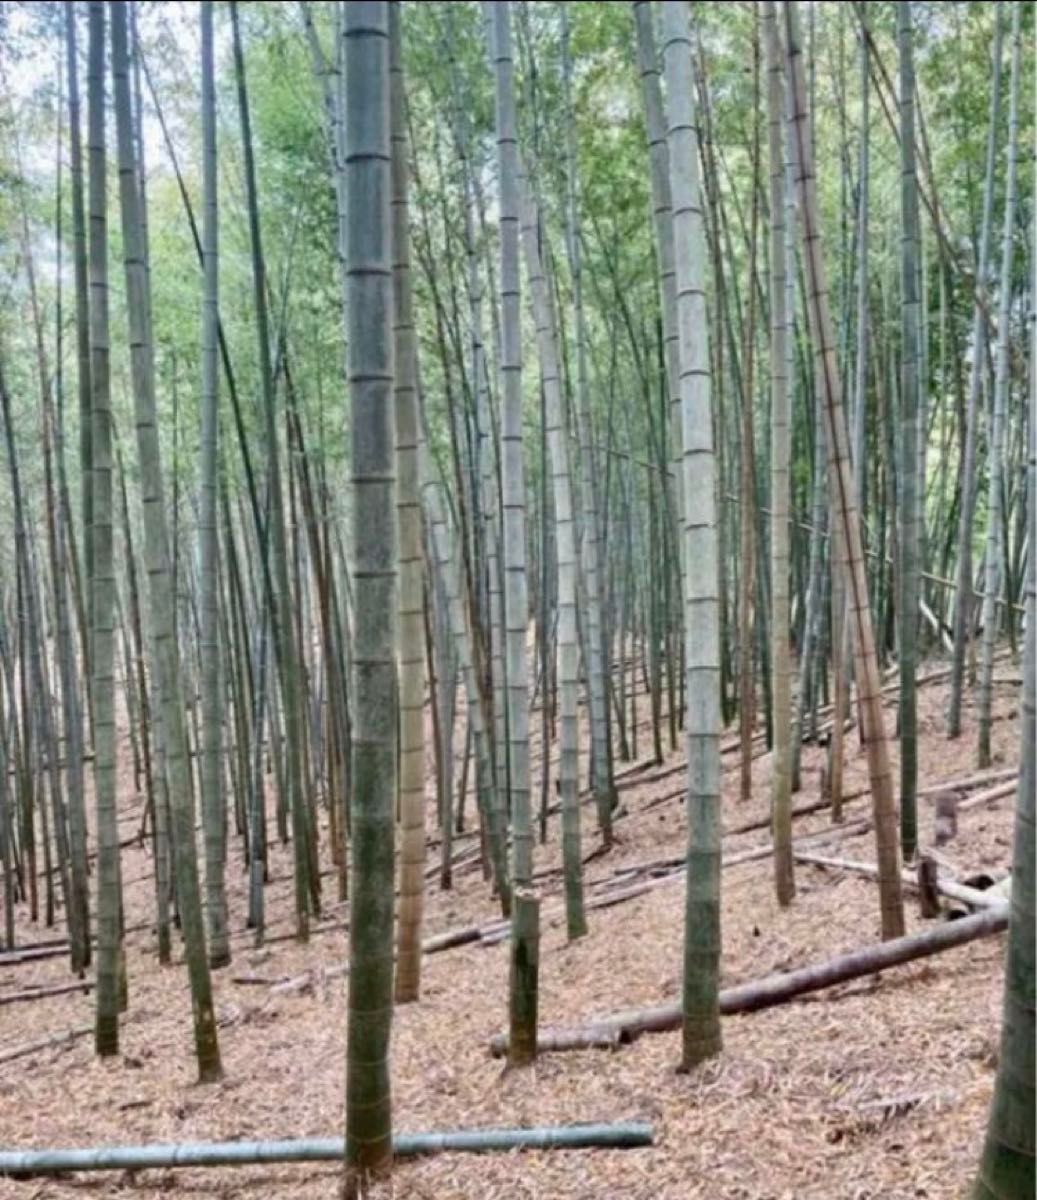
left=917, top=856, right=941, bottom=919
left=0, top=1122, right=655, bottom=1176
left=508, top=892, right=541, bottom=1067
left=488, top=905, right=1008, bottom=1056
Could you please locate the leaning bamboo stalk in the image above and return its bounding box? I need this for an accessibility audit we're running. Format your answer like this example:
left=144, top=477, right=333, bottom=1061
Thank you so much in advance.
left=231, top=0, right=311, bottom=939
left=924, top=769, right=1017, bottom=797
left=0, top=1123, right=654, bottom=1176
left=737, top=20, right=761, bottom=806
left=973, top=91, right=1035, bottom=1187
left=785, top=0, right=904, bottom=939
left=483, top=819, right=874, bottom=949
left=602, top=819, right=873, bottom=890
left=489, top=906, right=1008, bottom=1056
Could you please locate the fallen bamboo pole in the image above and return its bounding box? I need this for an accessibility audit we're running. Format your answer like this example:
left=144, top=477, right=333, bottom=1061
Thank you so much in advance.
left=0, top=1024, right=94, bottom=1066
left=958, top=778, right=1018, bottom=811
left=0, top=1122, right=654, bottom=1176
left=792, top=851, right=1007, bottom=909
left=920, top=768, right=1017, bottom=798
left=592, top=816, right=873, bottom=893
left=0, top=979, right=93, bottom=1007
left=479, top=819, right=876, bottom=949
left=637, top=762, right=1017, bottom=833
left=254, top=912, right=515, bottom=993
left=488, top=905, right=1008, bottom=1056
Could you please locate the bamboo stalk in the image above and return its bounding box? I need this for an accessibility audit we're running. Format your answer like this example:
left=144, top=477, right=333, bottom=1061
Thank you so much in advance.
left=0, top=1123, right=654, bottom=1176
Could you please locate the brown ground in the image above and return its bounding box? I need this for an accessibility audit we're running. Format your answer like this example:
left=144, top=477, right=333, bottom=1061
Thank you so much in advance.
left=0, top=661, right=1023, bottom=1199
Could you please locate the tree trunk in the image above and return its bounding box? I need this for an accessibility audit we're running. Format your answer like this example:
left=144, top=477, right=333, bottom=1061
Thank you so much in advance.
left=198, top=0, right=228, bottom=971
left=343, top=3, right=395, bottom=1190
left=231, top=0, right=312, bottom=940
left=738, top=24, right=760, bottom=804
left=521, top=187, right=586, bottom=941
left=764, top=0, right=794, bottom=908
left=948, top=6, right=1004, bottom=739
left=632, top=0, right=683, bottom=759
left=561, top=7, right=614, bottom=840
left=662, top=0, right=722, bottom=1069
left=972, top=69, right=1035, bottom=1189
left=390, top=2, right=427, bottom=1005
left=66, top=0, right=93, bottom=706
left=976, top=4, right=1021, bottom=770
left=111, top=2, right=221, bottom=1083
left=86, top=0, right=121, bottom=1058
left=486, top=0, right=538, bottom=1068
left=897, top=1, right=921, bottom=861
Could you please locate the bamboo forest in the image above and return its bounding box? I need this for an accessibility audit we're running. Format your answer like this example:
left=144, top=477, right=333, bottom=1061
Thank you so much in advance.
left=0, top=1, right=1033, bottom=1197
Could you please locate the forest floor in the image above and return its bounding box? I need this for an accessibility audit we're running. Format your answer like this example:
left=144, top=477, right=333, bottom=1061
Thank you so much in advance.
left=0, top=657, right=1024, bottom=1199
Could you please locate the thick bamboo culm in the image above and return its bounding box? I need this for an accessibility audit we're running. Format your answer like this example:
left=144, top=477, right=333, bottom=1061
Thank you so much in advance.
left=0, top=1124, right=654, bottom=1176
